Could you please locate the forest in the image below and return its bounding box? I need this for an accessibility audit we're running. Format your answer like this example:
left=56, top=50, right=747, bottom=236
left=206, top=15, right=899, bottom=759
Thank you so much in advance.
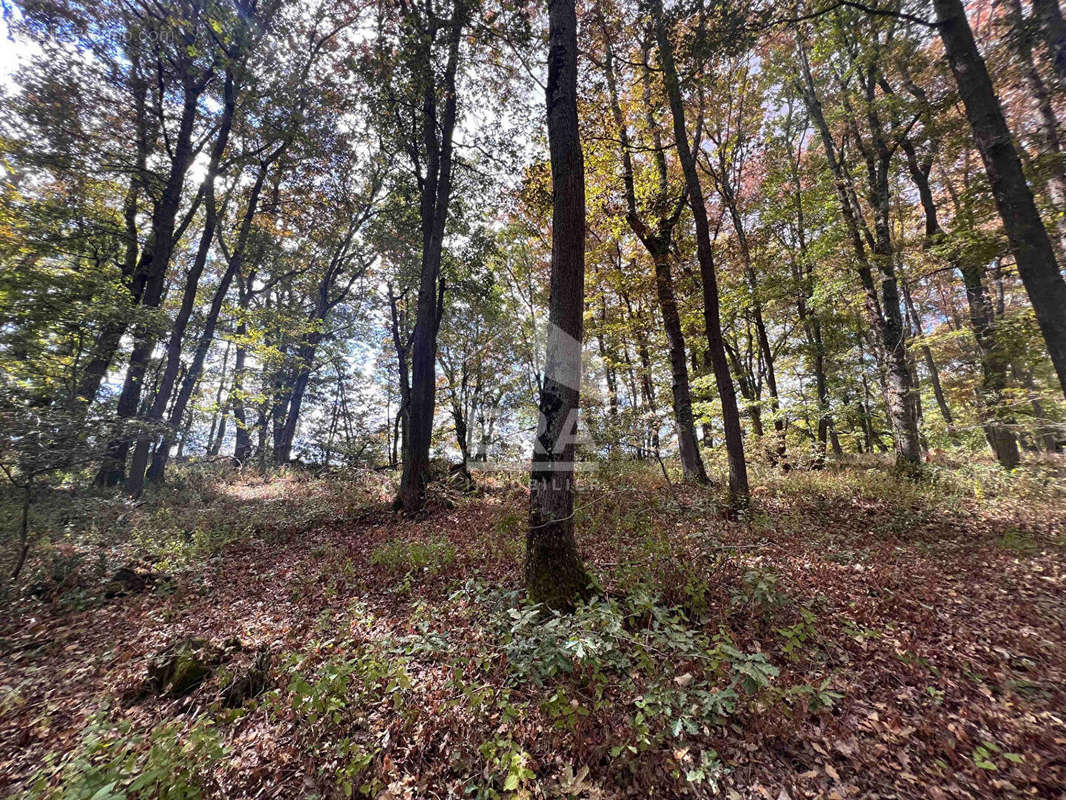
left=1, top=0, right=1065, bottom=795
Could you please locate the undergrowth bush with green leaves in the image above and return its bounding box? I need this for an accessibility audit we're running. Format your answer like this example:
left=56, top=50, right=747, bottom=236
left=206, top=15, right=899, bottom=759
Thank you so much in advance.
left=369, top=536, right=455, bottom=577
left=275, top=649, right=407, bottom=797
left=25, top=713, right=227, bottom=800
left=482, top=585, right=779, bottom=789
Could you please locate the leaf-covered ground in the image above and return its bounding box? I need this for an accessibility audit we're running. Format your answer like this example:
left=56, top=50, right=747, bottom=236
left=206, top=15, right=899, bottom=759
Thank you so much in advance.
left=1, top=457, right=1064, bottom=798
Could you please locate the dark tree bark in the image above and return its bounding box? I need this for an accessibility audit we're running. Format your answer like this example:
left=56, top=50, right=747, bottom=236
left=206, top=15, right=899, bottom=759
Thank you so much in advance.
left=780, top=101, right=834, bottom=463
left=1002, top=0, right=1066, bottom=262
left=1032, top=0, right=1066, bottom=85
left=95, top=56, right=214, bottom=487
left=126, top=70, right=238, bottom=495
left=724, top=334, right=765, bottom=437
left=526, top=0, right=591, bottom=611
left=142, top=19, right=337, bottom=483
left=439, top=330, right=483, bottom=474
left=933, top=0, right=1066, bottom=399
left=900, top=276, right=953, bottom=427
left=232, top=275, right=254, bottom=464
left=889, top=67, right=1021, bottom=466
left=145, top=159, right=272, bottom=484
left=206, top=341, right=232, bottom=458
left=652, top=0, right=749, bottom=505
left=388, top=283, right=412, bottom=467
left=595, top=324, right=619, bottom=419
left=599, top=12, right=708, bottom=483
left=707, top=129, right=787, bottom=466
left=620, top=290, right=661, bottom=455
left=72, top=51, right=151, bottom=411
left=274, top=215, right=369, bottom=465
left=273, top=338, right=319, bottom=465
left=395, top=0, right=465, bottom=514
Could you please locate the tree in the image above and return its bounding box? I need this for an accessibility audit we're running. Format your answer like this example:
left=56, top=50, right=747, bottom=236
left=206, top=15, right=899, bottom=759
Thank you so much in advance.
left=379, top=0, right=468, bottom=514
left=94, top=0, right=259, bottom=486
left=651, top=0, right=750, bottom=505
left=933, top=0, right=1066, bottom=400
left=526, top=0, right=592, bottom=611
left=794, top=23, right=923, bottom=471
left=595, top=5, right=709, bottom=483
left=701, top=53, right=789, bottom=466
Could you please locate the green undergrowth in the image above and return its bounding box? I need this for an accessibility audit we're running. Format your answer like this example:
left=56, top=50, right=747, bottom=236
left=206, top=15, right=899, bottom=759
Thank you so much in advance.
left=24, top=714, right=228, bottom=800
left=21, top=582, right=829, bottom=798
left=1, top=465, right=380, bottom=605
left=8, top=459, right=1064, bottom=796
left=369, top=535, right=456, bottom=577
left=751, top=453, right=1066, bottom=509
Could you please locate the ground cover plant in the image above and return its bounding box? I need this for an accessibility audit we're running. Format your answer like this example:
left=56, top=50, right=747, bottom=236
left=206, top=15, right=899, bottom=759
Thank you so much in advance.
left=1, top=456, right=1063, bottom=798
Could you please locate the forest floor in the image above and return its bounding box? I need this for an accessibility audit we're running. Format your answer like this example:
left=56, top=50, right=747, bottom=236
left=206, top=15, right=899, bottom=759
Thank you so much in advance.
left=1, top=455, right=1065, bottom=799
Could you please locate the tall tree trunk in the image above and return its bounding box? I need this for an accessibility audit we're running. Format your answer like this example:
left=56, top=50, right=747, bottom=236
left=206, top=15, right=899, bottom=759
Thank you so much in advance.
left=967, top=265, right=1022, bottom=468
left=395, top=6, right=464, bottom=514
left=620, top=291, right=660, bottom=455
left=127, top=72, right=238, bottom=494
left=206, top=340, right=232, bottom=457
left=1032, top=0, right=1066, bottom=85
left=725, top=337, right=764, bottom=437
left=652, top=0, right=749, bottom=505
left=96, top=71, right=208, bottom=486
left=256, top=398, right=270, bottom=472
left=650, top=250, right=711, bottom=482
left=72, top=51, right=151, bottom=412
left=388, top=285, right=412, bottom=468
left=715, top=160, right=787, bottom=466
left=274, top=337, right=320, bottom=464
left=933, top=0, right=1066, bottom=398
left=596, top=297, right=620, bottom=418
left=901, top=277, right=953, bottom=427
left=797, top=44, right=922, bottom=470
left=899, top=133, right=1019, bottom=466
left=526, top=0, right=591, bottom=611
left=146, top=164, right=269, bottom=484
left=232, top=281, right=253, bottom=464
left=1003, top=0, right=1066, bottom=262
left=596, top=328, right=619, bottom=418
left=599, top=16, right=707, bottom=483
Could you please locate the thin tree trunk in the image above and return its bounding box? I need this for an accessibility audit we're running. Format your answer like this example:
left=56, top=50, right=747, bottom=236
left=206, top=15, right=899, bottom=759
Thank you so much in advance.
left=274, top=338, right=320, bottom=464
left=72, top=54, right=151, bottom=412
left=652, top=0, right=748, bottom=505
left=233, top=281, right=253, bottom=464
left=395, top=5, right=464, bottom=514
left=96, top=72, right=207, bottom=486
left=600, top=21, right=706, bottom=482
left=206, top=341, right=232, bottom=457
left=901, top=278, right=953, bottom=426
left=725, top=337, right=764, bottom=437
left=10, top=484, right=32, bottom=580
left=146, top=165, right=269, bottom=484
left=621, top=291, right=661, bottom=455
left=596, top=298, right=620, bottom=417
left=797, top=43, right=922, bottom=470
left=899, top=131, right=1019, bottom=466
left=388, top=284, right=412, bottom=467
left=127, top=73, right=238, bottom=494
left=715, top=158, right=787, bottom=466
